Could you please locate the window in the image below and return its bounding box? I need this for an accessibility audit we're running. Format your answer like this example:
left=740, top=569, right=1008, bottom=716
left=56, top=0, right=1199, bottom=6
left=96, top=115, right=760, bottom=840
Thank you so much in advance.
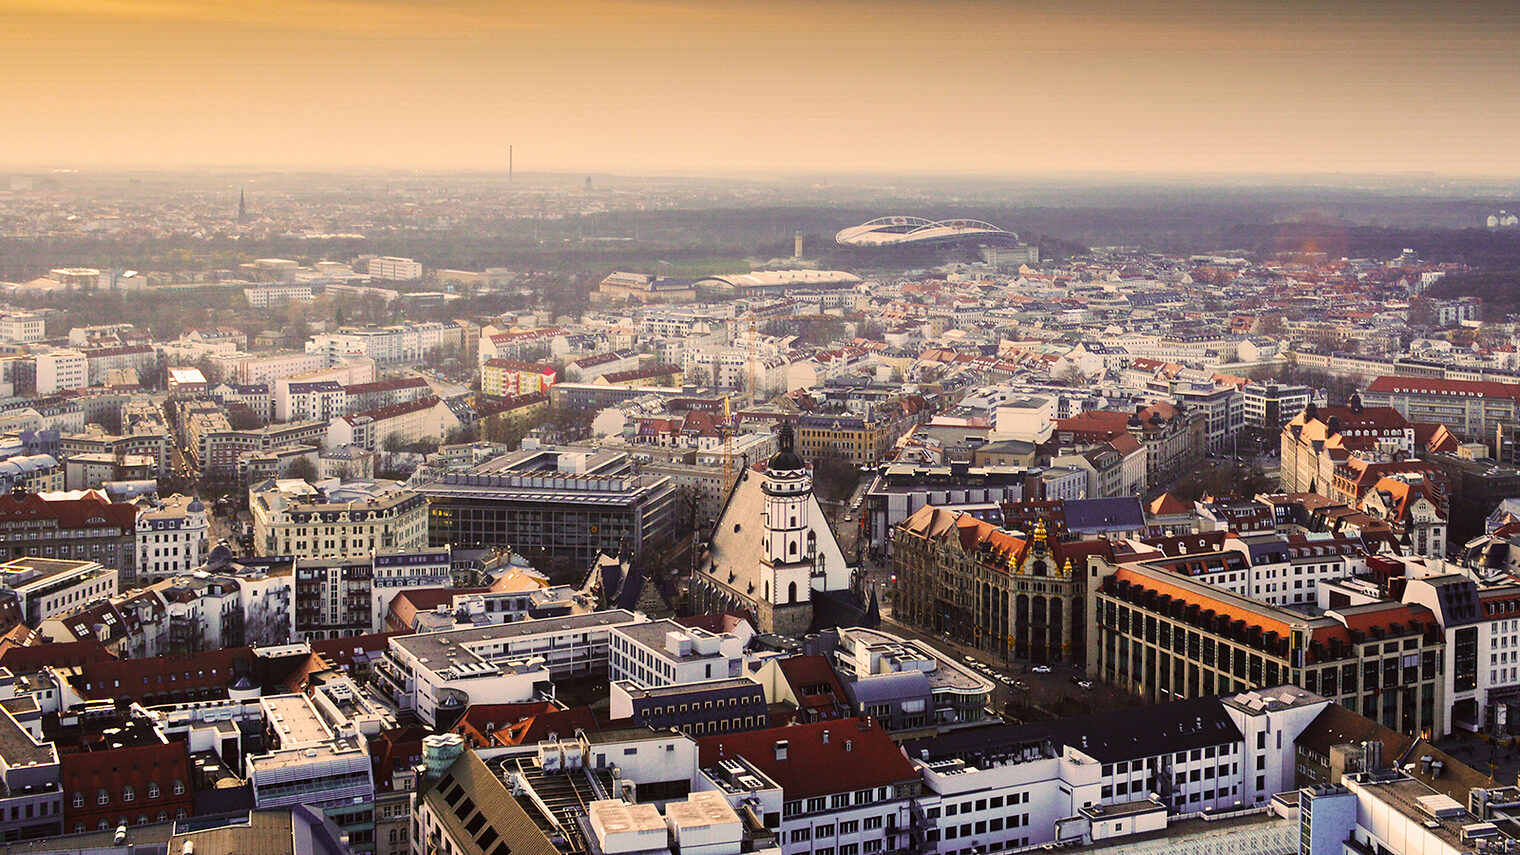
left=123, top=785, right=135, bottom=802
left=72, top=793, right=83, bottom=808
left=97, top=789, right=110, bottom=806
left=172, top=780, right=185, bottom=796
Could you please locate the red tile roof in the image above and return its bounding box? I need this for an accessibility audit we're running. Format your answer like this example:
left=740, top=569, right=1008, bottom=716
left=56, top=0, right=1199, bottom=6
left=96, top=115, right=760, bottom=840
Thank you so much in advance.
left=697, top=718, right=917, bottom=800
left=0, top=638, right=113, bottom=671
left=775, top=655, right=852, bottom=720
left=0, top=491, right=135, bottom=530
left=1367, top=375, right=1520, bottom=401
left=454, top=703, right=601, bottom=748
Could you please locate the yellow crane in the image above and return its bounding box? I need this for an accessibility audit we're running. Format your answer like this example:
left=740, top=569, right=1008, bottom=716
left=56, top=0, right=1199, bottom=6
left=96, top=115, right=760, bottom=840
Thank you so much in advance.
left=722, top=393, right=734, bottom=494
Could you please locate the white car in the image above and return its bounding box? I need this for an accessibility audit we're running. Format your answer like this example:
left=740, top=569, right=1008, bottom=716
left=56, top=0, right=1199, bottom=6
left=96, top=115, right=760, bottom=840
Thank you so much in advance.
left=1031, top=665, right=1052, bottom=674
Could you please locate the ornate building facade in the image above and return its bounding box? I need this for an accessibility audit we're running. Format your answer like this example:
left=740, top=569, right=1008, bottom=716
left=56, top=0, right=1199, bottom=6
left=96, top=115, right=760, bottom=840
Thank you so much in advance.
left=892, top=505, right=1089, bottom=664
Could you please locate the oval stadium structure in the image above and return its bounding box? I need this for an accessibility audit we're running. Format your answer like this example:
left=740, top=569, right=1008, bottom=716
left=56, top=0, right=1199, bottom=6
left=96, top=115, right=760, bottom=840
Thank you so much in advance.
left=835, top=216, right=1021, bottom=247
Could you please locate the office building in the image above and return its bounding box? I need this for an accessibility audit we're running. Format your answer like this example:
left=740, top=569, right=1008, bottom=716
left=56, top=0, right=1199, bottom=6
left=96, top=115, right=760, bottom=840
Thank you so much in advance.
left=1091, top=557, right=1446, bottom=737
left=376, top=610, right=645, bottom=727
left=1363, top=376, right=1520, bottom=441
left=0, top=557, right=117, bottom=625
left=416, top=446, right=678, bottom=567
left=607, top=619, right=745, bottom=689
left=367, top=256, right=423, bottom=281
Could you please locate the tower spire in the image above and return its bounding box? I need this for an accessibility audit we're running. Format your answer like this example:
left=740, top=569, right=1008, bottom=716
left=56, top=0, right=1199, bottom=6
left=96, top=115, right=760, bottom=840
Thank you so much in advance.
left=238, top=188, right=248, bottom=224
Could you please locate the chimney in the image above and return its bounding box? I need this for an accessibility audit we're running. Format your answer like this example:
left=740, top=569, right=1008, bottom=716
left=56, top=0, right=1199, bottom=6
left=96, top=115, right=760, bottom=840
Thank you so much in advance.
left=775, top=740, right=789, bottom=761
left=822, top=730, right=830, bottom=744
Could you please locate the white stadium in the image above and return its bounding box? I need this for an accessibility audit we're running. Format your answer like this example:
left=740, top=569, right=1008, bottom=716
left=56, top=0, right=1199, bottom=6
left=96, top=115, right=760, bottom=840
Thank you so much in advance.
left=835, top=216, right=1022, bottom=247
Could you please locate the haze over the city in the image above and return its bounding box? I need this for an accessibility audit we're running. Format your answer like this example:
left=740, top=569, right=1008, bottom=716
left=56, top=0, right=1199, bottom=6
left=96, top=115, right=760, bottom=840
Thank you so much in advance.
left=5, top=0, right=1518, bottom=176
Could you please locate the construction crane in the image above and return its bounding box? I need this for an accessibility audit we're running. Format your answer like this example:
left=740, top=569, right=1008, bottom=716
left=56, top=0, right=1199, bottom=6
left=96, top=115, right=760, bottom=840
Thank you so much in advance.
left=721, top=393, right=734, bottom=496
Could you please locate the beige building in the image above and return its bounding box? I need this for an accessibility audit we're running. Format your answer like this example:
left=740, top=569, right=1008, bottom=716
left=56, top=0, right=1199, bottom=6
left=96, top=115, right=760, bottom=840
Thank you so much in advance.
left=250, top=478, right=428, bottom=559
left=1279, top=401, right=1416, bottom=496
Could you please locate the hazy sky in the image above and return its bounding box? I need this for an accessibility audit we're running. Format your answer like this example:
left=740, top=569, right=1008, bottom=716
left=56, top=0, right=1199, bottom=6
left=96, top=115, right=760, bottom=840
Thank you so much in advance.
left=3, top=0, right=1517, bottom=176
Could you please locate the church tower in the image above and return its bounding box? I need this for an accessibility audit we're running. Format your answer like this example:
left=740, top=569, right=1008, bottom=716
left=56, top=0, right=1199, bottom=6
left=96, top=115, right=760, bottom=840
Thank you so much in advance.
left=759, top=423, right=819, bottom=613
left=238, top=188, right=248, bottom=224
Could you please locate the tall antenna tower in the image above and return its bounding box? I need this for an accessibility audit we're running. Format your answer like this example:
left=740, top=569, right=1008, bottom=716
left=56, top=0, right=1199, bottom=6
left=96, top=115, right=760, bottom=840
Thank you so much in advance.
left=508, top=145, right=513, bottom=183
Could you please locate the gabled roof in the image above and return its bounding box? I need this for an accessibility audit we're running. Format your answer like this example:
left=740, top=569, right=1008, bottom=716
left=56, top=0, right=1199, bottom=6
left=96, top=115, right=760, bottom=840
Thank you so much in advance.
left=896, top=505, right=1029, bottom=570
left=0, top=490, right=135, bottom=530
left=1147, top=493, right=1191, bottom=517
left=454, top=702, right=601, bottom=748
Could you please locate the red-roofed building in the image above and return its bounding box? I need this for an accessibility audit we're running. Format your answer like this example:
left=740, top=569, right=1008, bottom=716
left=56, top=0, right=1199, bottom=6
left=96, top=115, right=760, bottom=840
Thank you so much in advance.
left=697, top=717, right=917, bottom=852
left=1359, top=473, right=1448, bottom=559
left=1281, top=400, right=1419, bottom=498
left=1054, top=402, right=1201, bottom=486
left=760, top=655, right=853, bottom=724
left=1364, top=376, right=1520, bottom=439
left=893, top=505, right=1084, bottom=664
left=481, top=359, right=557, bottom=398
left=60, top=728, right=194, bottom=833
left=453, top=702, right=601, bottom=749
left=0, top=491, right=138, bottom=586
left=0, top=638, right=113, bottom=672
left=369, top=724, right=428, bottom=855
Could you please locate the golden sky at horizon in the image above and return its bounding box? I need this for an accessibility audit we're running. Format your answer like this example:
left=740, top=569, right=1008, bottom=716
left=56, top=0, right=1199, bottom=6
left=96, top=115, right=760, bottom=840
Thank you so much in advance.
left=2, top=0, right=1517, bottom=176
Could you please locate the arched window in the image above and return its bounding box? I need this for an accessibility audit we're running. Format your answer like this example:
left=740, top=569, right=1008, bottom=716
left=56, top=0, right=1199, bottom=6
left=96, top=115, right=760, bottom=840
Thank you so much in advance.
left=156, top=811, right=168, bottom=822
left=137, top=814, right=149, bottom=826
left=122, top=785, right=134, bottom=802
left=97, top=819, right=110, bottom=832
left=147, top=782, right=160, bottom=799
left=73, top=823, right=85, bottom=834
left=72, top=793, right=84, bottom=809
left=790, top=542, right=797, bottom=556
left=97, top=788, right=110, bottom=806
left=788, top=581, right=797, bottom=603
left=175, top=809, right=188, bottom=820
left=171, top=780, right=185, bottom=796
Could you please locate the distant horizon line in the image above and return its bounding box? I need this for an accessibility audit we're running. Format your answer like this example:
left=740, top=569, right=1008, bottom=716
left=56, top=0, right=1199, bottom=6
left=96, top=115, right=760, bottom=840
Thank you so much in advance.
left=5, top=164, right=1520, bottom=186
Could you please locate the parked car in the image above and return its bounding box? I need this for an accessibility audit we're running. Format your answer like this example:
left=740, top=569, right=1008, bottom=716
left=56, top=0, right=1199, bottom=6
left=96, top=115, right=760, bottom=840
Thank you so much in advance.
left=1032, top=665, right=1052, bottom=674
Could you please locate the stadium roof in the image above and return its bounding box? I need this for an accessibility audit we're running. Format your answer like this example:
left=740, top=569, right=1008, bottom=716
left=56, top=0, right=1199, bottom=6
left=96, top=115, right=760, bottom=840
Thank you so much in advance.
left=836, top=216, right=1021, bottom=247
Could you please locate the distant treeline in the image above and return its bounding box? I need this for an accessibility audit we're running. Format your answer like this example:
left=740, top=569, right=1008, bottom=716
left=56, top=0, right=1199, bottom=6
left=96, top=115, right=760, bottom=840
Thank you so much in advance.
left=1427, top=270, right=1520, bottom=316
left=5, top=203, right=1520, bottom=282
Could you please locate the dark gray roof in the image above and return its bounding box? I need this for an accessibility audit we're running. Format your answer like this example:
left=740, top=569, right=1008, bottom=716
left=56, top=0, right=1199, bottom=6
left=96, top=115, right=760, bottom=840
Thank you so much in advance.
left=904, top=694, right=1242, bottom=765
left=1062, top=497, right=1147, bottom=534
